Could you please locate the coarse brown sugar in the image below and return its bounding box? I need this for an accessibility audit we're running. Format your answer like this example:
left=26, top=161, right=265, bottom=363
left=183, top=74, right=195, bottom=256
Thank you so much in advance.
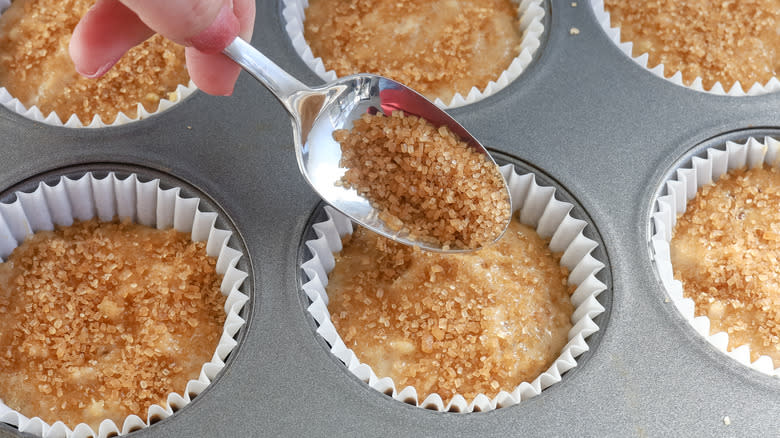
left=0, top=219, right=225, bottom=430
left=326, top=216, right=573, bottom=401
left=0, top=0, right=189, bottom=123
left=303, top=0, right=522, bottom=103
left=333, top=111, right=510, bottom=250
left=671, top=165, right=780, bottom=363
left=604, top=0, right=780, bottom=90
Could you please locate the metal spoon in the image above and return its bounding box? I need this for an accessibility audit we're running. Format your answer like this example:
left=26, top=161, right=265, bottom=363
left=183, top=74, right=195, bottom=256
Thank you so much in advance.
left=222, top=37, right=511, bottom=252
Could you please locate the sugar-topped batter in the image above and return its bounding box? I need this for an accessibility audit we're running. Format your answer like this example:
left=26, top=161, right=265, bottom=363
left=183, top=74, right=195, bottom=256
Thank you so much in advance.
left=0, top=220, right=225, bottom=430
left=604, top=0, right=780, bottom=90
left=672, top=165, right=780, bottom=363
left=0, top=0, right=189, bottom=123
left=304, top=0, right=523, bottom=103
left=326, top=217, right=573, bottom=400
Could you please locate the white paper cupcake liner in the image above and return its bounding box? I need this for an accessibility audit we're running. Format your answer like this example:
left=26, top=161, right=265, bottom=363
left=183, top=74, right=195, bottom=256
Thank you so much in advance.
left=0, top=0, right=197, bottom=128
left=282, top=0, right=545, bottom=109
left=0, top=81, right=197, bottom=128
left=301, top=164, right=607, bottom=412
left=590, top=0, right=780, bottom=96
left=0, top=172, right=250, bottom=437
left=651, top=136, right=780, bottom=377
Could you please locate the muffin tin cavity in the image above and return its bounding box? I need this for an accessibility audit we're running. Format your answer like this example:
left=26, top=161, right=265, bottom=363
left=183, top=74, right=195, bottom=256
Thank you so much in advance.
left=0, top=165, right=251, bottom=438
left=651, top=133, right=780, bottom=377
left=298, top=154, right=611, bottom=413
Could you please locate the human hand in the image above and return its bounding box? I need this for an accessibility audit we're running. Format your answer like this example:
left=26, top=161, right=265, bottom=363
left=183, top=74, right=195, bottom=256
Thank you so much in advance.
left=69, top=0, right=255, bottom=96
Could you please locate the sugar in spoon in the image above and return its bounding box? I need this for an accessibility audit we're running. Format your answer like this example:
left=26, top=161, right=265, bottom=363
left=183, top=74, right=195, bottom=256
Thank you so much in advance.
left=222, top=37, right=510, bottom=252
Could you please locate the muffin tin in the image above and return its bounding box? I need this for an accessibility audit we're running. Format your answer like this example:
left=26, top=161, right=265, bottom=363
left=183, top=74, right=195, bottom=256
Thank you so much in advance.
left=1, top=0, right=779, bottom=435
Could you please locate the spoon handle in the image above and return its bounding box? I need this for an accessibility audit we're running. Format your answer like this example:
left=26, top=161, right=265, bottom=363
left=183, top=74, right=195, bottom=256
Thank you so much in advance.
left=223, top=37, right=309, bottom=114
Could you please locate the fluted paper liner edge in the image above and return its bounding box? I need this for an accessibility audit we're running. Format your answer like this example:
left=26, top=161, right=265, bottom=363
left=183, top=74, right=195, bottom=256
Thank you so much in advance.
left=282, top=0, right=545, bottom=109
left=651, top=136, right=780, bottom=377
left=590, top=0, right=780, bottom=97
left=301, top=164, right=607, bottom=412
left=0, top=0, right=197, bottom=128
left=0, top=172, right=250, bottom=437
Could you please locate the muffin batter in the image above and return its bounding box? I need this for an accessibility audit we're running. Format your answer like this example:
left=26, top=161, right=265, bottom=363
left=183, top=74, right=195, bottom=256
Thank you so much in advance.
left=304, top=0, right=523, bottom=103
left=327, top=217, right=573, bottom=401
left=0, top=0, right=189, bottom=123
left=604, top=0, right=780, bottom=90
left=672, top=165, right=780, bottom=363
left=0, top=220, right=225, bottom=430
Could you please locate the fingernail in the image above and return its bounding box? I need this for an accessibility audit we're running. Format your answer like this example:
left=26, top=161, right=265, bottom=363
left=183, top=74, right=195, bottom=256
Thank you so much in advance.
left=76, top=59, right=118, bottom=79
left=186, top=3, right=240, bottom=54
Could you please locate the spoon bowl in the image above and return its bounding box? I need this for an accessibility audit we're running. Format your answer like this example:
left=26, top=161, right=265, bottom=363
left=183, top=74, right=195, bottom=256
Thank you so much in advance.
left=223, top=37, right=511, bottom=252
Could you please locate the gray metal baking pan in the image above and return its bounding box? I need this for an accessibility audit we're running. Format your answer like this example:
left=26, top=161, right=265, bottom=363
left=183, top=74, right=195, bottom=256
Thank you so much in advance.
left=1, top=0, right=779, bottom=436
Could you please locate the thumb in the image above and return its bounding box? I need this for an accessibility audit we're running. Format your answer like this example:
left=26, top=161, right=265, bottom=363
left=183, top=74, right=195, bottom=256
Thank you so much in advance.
left=121, top=0, right=240, bottom=53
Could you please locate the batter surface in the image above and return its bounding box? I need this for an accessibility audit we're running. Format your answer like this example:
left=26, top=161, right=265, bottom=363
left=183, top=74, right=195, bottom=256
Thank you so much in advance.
left=327, top=217, right=573, bottom=401
left=672, top=165, right=780, bottom=363
left=0, top=0, right=189, bottom=123
left=0, top=220, right=225, bottom=430
left=605, top=0, right=780, bottom=90
left=304, top=0, right=523, bottom=103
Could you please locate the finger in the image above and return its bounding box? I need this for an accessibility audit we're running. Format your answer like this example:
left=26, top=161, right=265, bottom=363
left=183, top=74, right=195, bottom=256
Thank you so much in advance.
left=120, top=0, right=239, bottom=53
left=69, top=0, right=154, bottom=78
left=186, top=0, right=255, bottom=95
left=233, top=0, right=256, bottom=42
left=186, top=48, right=238, bottom=96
